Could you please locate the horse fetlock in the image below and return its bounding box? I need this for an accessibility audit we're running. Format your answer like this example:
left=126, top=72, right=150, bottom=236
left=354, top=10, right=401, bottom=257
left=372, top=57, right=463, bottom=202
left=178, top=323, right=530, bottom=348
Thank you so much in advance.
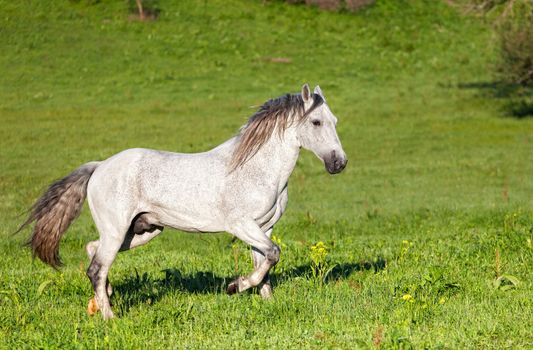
left=247, top=273, right=264, bottom=287
left=265, top=244, right=280, bottom=265
left=95, top=293, right=115, bottom=320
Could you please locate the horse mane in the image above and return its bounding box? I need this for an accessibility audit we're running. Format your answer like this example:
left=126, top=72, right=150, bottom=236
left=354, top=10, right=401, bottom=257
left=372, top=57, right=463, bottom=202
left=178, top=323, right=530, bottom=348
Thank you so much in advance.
left=230, top=92, right=324, bottom=170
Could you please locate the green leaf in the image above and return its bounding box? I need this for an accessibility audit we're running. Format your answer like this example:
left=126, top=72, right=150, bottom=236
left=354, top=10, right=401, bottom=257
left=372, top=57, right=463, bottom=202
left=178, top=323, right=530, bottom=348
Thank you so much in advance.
left=493, top=274, right=520, bottom=291
left=37, top=280, right=53, bottom=297
left=500, top=285, right=514, bottom=292
left=501, top=274, right=520, bottom=286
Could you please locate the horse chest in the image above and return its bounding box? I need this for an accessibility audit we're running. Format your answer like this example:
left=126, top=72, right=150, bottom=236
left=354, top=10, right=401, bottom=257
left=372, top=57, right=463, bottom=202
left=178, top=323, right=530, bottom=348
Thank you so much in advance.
left=255, top=185, right=288, bottom=229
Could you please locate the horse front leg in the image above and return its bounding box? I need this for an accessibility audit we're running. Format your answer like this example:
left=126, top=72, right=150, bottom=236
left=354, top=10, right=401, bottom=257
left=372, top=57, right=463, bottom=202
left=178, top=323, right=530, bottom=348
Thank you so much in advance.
left=251, top=227, right=274, bottom=299
left=252, top=246, right=273, bottom=299
left=226, top=221, right=279, bottom=295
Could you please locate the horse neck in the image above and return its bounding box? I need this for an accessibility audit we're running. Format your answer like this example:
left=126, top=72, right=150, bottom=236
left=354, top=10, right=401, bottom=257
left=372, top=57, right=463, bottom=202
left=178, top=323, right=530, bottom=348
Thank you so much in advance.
left=240, top=128, right=300, bottom=188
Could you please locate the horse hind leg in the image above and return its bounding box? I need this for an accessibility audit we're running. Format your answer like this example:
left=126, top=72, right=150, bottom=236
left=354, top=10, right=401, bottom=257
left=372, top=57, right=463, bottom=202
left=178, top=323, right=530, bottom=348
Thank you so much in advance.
left=86, top=241, right=113, bottom=299
left=86, top=213, right=162, bottom=317
left=86, top=233, right=123, bottom=320
left=85, top=208, right=130, bottom=320
left=85, top=212, right=162, bottom=317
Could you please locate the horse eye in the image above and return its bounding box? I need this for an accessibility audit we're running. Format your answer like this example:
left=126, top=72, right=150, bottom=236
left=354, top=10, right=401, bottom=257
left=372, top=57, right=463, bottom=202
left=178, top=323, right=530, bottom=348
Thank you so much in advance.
left=312, top=120, right=321, bottom=126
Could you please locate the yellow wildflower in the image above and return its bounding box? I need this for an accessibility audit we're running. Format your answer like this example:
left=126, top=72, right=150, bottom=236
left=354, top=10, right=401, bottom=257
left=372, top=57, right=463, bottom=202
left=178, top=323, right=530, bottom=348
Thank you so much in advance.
left=402, top=294, right=414, bottom=302
left=271, top=235, right=286, bottom=249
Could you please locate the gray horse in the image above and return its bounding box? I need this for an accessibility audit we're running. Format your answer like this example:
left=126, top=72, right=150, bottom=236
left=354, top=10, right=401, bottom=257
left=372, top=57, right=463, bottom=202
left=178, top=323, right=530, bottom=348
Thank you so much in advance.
left=20, top=84, right=347, bottom=319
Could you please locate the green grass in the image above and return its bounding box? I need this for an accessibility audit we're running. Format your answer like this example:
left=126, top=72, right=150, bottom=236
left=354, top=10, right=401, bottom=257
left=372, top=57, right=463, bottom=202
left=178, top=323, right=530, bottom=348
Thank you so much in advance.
left=1, top=0, right=532, bottom=348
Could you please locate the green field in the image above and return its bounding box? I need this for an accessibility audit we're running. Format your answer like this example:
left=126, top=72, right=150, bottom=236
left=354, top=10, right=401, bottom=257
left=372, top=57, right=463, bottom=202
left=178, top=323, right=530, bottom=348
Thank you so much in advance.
left=1, top=0, right=532, bottom=348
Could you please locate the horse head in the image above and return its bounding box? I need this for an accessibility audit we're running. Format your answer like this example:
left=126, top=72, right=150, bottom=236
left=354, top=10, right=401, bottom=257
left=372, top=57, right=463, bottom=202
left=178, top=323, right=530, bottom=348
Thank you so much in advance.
left=297, top=84, right=348, bottom=174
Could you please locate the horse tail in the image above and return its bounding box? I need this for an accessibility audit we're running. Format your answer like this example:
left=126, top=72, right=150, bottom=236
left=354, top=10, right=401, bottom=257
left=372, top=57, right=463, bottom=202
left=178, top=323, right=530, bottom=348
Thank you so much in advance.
left=18, top=161, right=101, bottom=268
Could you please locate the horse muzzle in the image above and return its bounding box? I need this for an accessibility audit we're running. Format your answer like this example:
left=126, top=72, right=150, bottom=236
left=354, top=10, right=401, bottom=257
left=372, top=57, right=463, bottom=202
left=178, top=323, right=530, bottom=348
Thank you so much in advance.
left=324, top=150, right=347, bottom=174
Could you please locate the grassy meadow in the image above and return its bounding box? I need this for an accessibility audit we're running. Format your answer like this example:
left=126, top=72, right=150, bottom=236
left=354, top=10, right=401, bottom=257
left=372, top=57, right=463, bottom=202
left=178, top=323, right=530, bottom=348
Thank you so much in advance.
left=1, top=0, right=532, bottom=348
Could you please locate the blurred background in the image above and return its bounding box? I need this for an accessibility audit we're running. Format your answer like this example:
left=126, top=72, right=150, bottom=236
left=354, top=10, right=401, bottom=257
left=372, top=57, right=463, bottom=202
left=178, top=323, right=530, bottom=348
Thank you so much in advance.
left=1, top=0, right=531, bottom=223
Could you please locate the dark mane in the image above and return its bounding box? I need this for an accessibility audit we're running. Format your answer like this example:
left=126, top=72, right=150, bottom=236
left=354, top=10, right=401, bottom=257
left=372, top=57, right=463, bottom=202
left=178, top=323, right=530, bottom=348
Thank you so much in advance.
left=230, top=92, right=324, bottom=170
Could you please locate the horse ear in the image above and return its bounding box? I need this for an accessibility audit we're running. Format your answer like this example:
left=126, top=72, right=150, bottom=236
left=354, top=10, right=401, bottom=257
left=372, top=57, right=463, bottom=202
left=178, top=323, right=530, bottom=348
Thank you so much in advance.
left=314, top=85, right=325, bottom=100
left=301, top=83, right=311, bottom=103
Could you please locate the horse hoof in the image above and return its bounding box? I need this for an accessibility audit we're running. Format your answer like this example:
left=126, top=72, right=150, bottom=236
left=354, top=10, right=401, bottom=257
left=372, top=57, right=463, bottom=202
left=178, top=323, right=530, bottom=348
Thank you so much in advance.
left=102, top=310, right=115, bottom=320
left=87, top=297, right=99, bottom=315
left=227, top=279, right=239, bottom=295
left=259, top=286, right=273, bottom=300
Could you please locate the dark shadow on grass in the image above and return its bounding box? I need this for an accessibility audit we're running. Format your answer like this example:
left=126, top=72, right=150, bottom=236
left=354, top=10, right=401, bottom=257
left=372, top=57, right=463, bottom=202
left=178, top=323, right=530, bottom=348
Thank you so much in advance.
left=271, top=258, right=387, bottom=284
left=507, top=99, right=533, bottom=118
left=450, top=80, right=533, bottom=118
left=112, top=257, right=386, bottom=316
left=455, top=81, right=528, bottom=98
left=112, top=269, right=229, bottom=316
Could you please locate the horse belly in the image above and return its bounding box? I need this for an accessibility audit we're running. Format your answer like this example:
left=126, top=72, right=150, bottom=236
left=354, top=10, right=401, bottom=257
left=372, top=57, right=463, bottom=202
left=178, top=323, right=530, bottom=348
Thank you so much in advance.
left=141, top=180, right=227, bottom=233
left=152, top=205, right=224, bottom=233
